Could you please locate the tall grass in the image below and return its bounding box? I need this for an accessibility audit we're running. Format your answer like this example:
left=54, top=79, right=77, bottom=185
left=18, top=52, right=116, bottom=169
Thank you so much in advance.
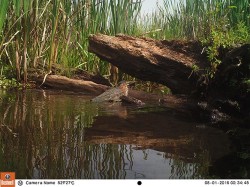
left=0, top=0, right=249, bottom=84
left=149, top=0, right=250, bottom=40
left=0, top=0, right=9, bottom=34
left=0, top=0, right=143, bottom=83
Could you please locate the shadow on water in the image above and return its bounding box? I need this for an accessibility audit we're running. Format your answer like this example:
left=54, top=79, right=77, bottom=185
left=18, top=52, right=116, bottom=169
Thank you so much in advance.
left=0, top=89, right=232, bottom=179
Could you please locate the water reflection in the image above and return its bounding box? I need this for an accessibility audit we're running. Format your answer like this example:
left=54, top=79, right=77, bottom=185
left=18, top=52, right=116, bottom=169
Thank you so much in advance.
left=0, top=89, right=230, bottom=179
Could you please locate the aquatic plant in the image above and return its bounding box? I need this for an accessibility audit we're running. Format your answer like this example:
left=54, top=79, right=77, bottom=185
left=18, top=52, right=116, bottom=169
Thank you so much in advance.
left=0, top=0, right=143, bottom=83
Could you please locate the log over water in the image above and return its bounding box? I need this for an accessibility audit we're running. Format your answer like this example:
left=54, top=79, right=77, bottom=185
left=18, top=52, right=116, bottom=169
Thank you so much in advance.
left=88, top=34, right=209, bottom=94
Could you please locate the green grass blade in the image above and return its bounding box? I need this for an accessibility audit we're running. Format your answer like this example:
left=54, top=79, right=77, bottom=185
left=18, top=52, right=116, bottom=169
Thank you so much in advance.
left=0, top=0, right=9, bottom=33
left=13, top=0, right=21, bottom=17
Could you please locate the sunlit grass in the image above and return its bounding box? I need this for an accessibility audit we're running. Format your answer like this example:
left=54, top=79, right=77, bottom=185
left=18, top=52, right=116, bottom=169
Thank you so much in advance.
left=144, top=0, right=250, bottom=40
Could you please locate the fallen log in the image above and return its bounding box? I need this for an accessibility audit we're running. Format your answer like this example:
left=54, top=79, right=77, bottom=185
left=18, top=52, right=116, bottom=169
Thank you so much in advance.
left=70, top=69, right=111, bottom=86
left=33, top=74, right=109, bottom=94
left=88, top=34, right=209, bottom=94
left=30, top=70, right=189, bottom=108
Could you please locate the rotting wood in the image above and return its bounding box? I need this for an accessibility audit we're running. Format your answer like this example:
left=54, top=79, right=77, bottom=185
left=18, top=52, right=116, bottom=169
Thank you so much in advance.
left=88, top=34, right=209, bottom=94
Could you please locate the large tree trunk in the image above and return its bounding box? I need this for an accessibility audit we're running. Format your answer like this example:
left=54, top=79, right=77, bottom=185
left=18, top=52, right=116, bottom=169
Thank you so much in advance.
left=88, top=34, right=209, bottom=94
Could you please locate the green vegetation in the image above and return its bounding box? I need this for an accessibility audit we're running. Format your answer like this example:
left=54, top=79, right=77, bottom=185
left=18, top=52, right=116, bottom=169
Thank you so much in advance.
left=0, top=0, right=143, bottom=84
left=0, top=0, right=249, bottom=86
left=155, top=0, right=250, bottom=40
left=0, top=76, right=21, bottom=89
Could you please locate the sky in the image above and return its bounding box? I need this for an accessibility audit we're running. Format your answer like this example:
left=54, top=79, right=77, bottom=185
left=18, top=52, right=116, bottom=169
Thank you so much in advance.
left=141, top=0, right=165, bottom=13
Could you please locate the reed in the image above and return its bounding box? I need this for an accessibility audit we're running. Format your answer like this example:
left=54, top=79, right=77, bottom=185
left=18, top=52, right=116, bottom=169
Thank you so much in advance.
left=153, top=0, right=250, bottom=40
left=0, top=0, right=9, bottom=34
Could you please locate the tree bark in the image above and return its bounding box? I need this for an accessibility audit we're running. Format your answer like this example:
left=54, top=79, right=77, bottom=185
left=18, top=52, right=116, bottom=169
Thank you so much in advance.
left=88, top=34, right=209, bottom=94
left=34, top=74, right=109, bottom=94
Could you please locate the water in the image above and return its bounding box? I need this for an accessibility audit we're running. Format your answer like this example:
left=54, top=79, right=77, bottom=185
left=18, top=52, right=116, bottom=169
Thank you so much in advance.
left=0, top=89, right=232, bottom=179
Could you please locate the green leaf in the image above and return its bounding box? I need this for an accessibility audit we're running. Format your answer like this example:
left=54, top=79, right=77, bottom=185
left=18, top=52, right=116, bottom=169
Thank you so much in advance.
left=228, top=6, right=237, bottom=9
left=13, top=0, right=21, bottom=17
left=23, top=0, right=31, bottom=17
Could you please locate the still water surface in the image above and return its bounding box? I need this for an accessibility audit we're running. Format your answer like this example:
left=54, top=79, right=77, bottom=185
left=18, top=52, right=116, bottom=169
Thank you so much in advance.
left=0, top=89, right=231, bottom=179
